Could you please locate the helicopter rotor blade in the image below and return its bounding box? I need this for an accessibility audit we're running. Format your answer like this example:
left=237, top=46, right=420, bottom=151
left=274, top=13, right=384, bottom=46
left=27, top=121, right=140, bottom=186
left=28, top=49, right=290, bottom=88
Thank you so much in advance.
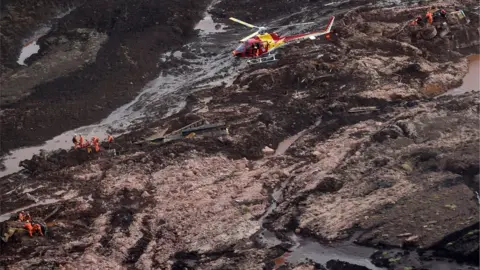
left=229, top=17, right=258, bottom=29
left=240, top=30, right=261, bottom=42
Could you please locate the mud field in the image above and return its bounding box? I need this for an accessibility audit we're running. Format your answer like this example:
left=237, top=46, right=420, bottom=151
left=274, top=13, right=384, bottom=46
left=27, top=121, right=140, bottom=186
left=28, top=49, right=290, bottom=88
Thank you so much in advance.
left=1, top=0, right=480, bottom=269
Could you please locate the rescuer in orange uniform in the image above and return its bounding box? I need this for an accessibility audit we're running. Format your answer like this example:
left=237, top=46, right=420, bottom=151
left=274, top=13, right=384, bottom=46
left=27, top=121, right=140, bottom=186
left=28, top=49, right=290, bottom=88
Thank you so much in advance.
left=79, top=135, right=85, bottom=148
left=107, top=135, right=114, bottom=149
left=410, top=16, right=425, bottom=26
left=24, top=220, right=43, bottom=237
left=91, top=136, right=100, bottom=152
left=32, top=223, right=43, bottom=236
left=18, top=211, right=26, bottom=221
left=425, top=11, right=434, bottom=24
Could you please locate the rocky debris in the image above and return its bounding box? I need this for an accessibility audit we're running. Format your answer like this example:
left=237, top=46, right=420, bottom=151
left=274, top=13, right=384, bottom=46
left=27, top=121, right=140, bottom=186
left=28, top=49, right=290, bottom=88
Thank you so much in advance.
left=262, top=146, right=275, bottom=156
left=2, top=151, right=297, bottom=268
left=270, top=93, right=479, bottom=244
left=404, top=235, right=420, bottom=244
left=429, top=222, right=480, bottom=265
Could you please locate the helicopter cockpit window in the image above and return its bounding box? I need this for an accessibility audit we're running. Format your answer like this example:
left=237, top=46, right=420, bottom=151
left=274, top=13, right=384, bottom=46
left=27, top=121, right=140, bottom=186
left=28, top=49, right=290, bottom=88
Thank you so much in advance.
left=235, top=43, right=247, bottom=52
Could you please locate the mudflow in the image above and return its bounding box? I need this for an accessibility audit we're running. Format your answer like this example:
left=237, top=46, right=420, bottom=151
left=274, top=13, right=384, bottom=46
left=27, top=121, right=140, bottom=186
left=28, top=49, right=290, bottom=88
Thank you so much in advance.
left=0, top=0, right=479, bottom=269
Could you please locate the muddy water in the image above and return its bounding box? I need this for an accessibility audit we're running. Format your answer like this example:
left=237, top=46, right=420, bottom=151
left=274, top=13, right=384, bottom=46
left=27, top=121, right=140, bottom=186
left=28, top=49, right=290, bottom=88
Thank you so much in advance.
left=275, top=131, right=307, bottom=156
left=17, top=26, right=52, bottom=65
left=195, top=13, right=227, bottom=34
left=17, top=42, right=41, bottom=65
left=444, top=54, right=480, bottom=96
left=16, top=7, right=77, bottom=66
left=275, top=118, right=322, bottom=155
left=286, top=234, right=385, bottom=270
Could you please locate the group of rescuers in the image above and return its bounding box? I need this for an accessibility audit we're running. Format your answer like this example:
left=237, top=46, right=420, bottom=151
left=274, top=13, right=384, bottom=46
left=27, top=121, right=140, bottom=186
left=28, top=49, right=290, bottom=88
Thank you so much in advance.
left=409, top=6, right=462, bottom=26
left=17, top=211, right=45, bottom=238
left=72, top=134, right=114, bottom=153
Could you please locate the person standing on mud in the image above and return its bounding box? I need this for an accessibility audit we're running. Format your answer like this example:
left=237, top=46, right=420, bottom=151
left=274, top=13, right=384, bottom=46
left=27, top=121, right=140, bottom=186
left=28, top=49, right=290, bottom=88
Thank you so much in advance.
left=107, top=135, right=114, bottom=149
left=91, top=136, right=100, bottom=152
left=17, top=211, right=26, bottom=221
left=73, top=134, right=79, bottom=149
left=85, top=139, right=92, bottom=153
left=79, top=135, right=85, bottom=148
left=91, top=136, right=99, bottom=144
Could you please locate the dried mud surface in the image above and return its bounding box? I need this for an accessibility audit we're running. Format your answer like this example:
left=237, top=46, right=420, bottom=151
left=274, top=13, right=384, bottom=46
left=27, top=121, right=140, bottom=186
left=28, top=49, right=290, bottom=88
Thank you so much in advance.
left=1, top=0, right=480, bottom=269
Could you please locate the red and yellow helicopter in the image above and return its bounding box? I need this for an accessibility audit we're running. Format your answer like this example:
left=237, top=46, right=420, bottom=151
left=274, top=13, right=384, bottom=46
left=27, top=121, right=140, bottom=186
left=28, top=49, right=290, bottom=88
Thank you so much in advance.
left=229, top=16, right=335, bottom=64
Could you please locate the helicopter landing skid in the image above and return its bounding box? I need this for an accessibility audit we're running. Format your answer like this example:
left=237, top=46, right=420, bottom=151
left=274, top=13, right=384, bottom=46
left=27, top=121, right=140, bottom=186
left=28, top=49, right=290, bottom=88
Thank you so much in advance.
left=247, top=53, right=278, bottom=65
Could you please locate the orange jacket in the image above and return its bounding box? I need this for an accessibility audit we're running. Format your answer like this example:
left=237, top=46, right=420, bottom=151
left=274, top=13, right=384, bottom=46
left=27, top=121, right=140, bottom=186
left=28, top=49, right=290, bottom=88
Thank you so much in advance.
left=426, top=12, right=433, bottom=24
left=33, top=224, right=43, bottom=236
left=24, top=222, right=33, bottom=236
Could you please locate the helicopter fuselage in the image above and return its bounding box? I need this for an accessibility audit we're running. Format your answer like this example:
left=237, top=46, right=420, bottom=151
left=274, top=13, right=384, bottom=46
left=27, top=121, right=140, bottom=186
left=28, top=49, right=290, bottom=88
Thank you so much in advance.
left=231, top=16, right=335, bottom=61
left=232, top=33, right=284, bottom=58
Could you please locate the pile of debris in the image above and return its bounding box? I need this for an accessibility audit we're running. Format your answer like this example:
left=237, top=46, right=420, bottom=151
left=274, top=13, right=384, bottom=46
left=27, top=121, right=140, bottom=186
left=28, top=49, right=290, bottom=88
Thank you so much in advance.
left=135, top=119, right=229, bottom=145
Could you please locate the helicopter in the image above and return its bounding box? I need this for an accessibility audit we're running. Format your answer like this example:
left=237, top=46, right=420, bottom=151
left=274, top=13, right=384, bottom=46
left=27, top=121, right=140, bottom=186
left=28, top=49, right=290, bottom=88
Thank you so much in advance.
left=229, top=16, right=335, bottom=64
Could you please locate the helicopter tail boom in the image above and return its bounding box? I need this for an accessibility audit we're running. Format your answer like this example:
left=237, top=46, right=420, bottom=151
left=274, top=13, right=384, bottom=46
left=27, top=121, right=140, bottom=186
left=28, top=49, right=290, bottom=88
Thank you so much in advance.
left=283, top=16, right=335, bottom=43
left=324, top=16, right=335, bottom=33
